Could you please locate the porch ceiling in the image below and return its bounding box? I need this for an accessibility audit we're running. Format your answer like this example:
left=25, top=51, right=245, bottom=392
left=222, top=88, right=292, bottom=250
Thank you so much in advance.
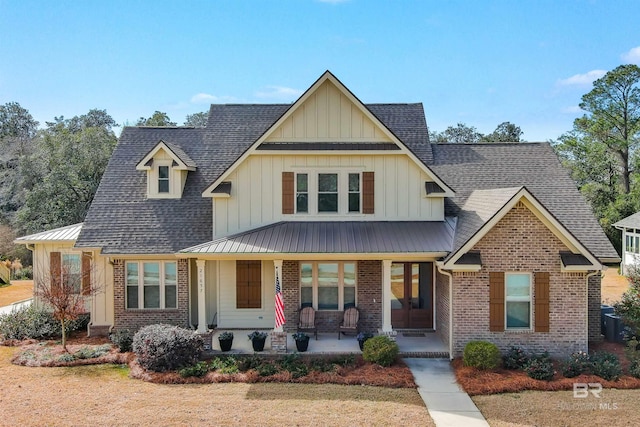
left=181, top=220, right=455, bottom=255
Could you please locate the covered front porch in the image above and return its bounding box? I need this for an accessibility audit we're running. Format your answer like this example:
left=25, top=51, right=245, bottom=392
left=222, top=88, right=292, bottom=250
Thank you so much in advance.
left=202, top=329, right=449, bottom=358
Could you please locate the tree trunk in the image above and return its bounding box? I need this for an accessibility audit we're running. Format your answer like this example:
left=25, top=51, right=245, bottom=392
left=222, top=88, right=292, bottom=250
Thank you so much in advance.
left=621, top=149, right=631, bottom=194
left=61, top=318, right=67, bottom=352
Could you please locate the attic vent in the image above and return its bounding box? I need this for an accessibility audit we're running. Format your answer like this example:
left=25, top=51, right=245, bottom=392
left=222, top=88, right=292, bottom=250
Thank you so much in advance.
left=425, top=182, right=445, bottom=195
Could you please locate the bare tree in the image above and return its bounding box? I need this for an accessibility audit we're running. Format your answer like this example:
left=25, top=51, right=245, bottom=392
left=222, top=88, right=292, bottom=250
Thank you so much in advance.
left=35, top=252, right=101, bottom=351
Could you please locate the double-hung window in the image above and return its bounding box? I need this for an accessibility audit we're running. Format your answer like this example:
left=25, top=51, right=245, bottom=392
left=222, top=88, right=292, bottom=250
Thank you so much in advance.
left=294, top=172, right=363, bottom=215
left=158, top=165, right=170, bottom=193
left=126, top=261, right=177, bottom=309
left=505, top=273, right=531, bottom=329
left=300, top=262, right=356, bottom=310
left=61, top=254, right=81, bottom=293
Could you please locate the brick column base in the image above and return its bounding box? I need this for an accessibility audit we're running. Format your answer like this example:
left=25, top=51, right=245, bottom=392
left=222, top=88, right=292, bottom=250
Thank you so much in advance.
left=271, top=331, right=287, bottom=353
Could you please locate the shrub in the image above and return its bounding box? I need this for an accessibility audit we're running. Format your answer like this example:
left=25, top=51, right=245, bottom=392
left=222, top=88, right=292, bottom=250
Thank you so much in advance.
left=616, top=265, right=640, bottom=334
left=75, top=344, right=112, bottom=360
left=463, top=341, right=501, bottom=370
left=561, top=351, right=591, bottom=378
left=57, top=353, right=76, bottom=363
left=524, top=352, right=554, bottom=381
left=362, top=336, right=399, bottom=367
left=503, top=346, right=529, bottom=370
left=591, top=351, right=622, bottom=381
left=256, top=361, right=279, bottom=376
left=630, top=359, right=640, bottom=379
left=210, top=356, right=240, bottom=374
left=110, top=329, right=133, bottom=352
left=132, top=324, right=204, bottom=372
left=179, top=361, right=210, bottom=378
left=624, top=337, right=640, bottom=362
left=279, top=354, right=309, bottom=378
left=0, top=305, right=59, bottom=340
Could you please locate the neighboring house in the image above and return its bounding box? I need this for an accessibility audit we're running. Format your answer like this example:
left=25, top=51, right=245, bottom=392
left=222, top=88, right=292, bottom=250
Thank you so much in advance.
left=614, top=212, right=640, bottom=275
left=16, top=71, right=620, bottom=358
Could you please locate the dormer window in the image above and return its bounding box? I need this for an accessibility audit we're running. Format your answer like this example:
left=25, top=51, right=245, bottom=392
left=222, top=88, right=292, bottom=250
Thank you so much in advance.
left=136, top=140, right=196, bottom=199
left=158, top=166, right=170, bottom=193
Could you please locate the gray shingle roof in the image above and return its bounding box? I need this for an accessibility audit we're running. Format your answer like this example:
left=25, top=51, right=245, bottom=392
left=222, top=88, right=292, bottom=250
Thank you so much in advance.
left=76, top=103, right=431, bottom=254
left=75, top=100, right=617, bottom=263
left=181, top=221, right=455, bottom=254
left=613, top=212, right=640, bottom=230
left=428, top=143, right=619, bottom=262
left=162, top=141, right=197, bottom=169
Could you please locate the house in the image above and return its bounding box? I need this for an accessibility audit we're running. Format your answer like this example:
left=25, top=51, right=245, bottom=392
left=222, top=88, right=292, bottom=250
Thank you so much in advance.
left=614, top=212, right=640, bottom=275
left=16, top=71, right=620, bottom=358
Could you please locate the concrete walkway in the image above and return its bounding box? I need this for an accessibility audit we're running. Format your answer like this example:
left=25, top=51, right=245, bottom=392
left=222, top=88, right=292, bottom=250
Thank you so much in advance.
left=404, top=358, right=489, bottom=427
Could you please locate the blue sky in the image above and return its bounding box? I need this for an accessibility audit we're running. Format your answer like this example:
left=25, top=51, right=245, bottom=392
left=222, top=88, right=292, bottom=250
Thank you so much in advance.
left=1, top=0, right=639, bottom=141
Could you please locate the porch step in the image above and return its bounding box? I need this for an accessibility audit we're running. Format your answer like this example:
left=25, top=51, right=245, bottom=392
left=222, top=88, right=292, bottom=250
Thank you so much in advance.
left=400, top=351, right=449, bottom=359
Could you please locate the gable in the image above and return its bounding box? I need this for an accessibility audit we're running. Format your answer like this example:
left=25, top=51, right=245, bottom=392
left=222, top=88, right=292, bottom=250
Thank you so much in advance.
left=443, top=187, right=601, bottom=271
left=263, top=79, right=392, bottom=143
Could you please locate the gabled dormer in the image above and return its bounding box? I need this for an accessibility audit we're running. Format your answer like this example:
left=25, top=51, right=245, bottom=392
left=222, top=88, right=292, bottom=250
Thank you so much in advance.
left=136, top=140, right=196, bottom=199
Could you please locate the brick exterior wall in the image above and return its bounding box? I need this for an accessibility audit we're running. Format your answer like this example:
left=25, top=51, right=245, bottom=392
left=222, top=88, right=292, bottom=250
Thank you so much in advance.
left=281, top=259, right=382, bottom=333
left=450, top=202, right=589, bottom=358
left=588, top=272, right=603, bottom=342
left=113, top=259, right=190, bottom=332
left=435, top=269, right=450, bottom=350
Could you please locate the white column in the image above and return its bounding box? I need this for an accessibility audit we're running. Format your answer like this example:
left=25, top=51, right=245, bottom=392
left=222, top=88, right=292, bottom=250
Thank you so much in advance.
left=196, top=259, right=207, bottom=334
left=274, top=259, right=284, bottom=332
left=382, top=259, right=393, bottom=332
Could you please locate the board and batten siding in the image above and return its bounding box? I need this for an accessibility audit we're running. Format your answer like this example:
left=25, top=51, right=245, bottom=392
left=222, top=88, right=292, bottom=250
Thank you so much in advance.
left=213, top=154, right=444, bottom=238
left=217, top=260, right=275, bottom=329
left=264, top=79, right=391, bottom=142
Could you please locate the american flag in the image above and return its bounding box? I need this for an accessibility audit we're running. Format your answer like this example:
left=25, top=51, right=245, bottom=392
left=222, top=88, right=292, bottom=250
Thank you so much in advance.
left=275, top=267, right=286, bottom=328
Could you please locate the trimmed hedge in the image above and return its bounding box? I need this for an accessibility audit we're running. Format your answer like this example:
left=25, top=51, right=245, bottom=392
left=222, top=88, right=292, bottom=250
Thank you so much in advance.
left=362, top=335, right=399, bottom=367
left=0, top=305, right=88, bottom=341
left=132, top=324, right=204, bottom=372
left=463, top=341, right=501, bottom=370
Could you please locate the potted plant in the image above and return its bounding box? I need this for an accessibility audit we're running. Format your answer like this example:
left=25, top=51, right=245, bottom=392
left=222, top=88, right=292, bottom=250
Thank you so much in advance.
left=248, top=331, right=268, bottom=352
left=292, top=332, right=310, bottom=352
left=357, top=332, right=374, bottom=351
left=218, top=331, right=234, bottom=352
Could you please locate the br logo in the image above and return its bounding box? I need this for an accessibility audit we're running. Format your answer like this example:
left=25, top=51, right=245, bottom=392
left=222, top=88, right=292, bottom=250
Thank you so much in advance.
left=573, top=383, right=602, bottom=398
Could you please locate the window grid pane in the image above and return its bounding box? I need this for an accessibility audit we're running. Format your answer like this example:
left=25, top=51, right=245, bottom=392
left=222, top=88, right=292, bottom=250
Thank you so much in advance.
left=348, top=173, right=360, bottom=213
left=505, top=273, right=531, bottom=328
left=143, top=263, right=160, bottom=309
left=126, top=263, right=139, bottom=309
left=318, top=174, right=338, bottom=212
left=158, top=166, right=169, bottom=193
left=296, top=174, right=308, bottom=213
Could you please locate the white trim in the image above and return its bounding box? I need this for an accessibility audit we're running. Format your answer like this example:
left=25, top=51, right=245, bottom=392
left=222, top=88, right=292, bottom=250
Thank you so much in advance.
left=135, top=140, right=195, bottom=171
left=202, top=71, right=454, bottom=198
left=299, top=261, right=357, bottom=311
left=443, top=188, right=602, bottom=271
left=125, top=260, right=178, bottom=310
left=504, top=272, right=532, bottom=331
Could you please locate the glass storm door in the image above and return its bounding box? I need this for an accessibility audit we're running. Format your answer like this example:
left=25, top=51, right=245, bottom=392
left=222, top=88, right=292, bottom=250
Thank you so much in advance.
left=390, top=262, right=433, bottom=329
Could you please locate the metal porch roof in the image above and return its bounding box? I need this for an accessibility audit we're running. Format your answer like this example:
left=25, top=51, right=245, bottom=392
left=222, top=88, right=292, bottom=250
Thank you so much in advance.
left=181, top=220, right=456, bottom=255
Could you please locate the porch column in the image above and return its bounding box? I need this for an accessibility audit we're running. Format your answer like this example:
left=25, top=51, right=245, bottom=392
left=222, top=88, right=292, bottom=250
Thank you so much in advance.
left=382, top=259, right=393, bottom=332
left=196, top=259, right=207, bottom=334
left=274, top=259, right=284, bottom=332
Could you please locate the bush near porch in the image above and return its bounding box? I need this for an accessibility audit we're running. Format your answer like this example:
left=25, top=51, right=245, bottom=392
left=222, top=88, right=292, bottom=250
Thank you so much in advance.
left=454, top=341, right=640, bottom=396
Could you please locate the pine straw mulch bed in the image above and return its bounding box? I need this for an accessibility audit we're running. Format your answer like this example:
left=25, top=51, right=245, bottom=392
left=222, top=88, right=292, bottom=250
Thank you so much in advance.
left=454, top=341, right=640, bottom=396
left=129, top=356, right=416, bottom=388
left=3, top=331, right=415, bottom=388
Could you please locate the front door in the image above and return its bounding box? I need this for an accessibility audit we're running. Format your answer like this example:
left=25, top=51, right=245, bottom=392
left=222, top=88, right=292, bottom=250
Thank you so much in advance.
left=390, top=262, right=433, bottom=329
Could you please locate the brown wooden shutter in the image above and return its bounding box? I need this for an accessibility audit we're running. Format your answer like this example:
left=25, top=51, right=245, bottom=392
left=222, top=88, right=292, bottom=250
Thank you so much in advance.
left=489, top=272, right=505, bottom=331
left=236, top=261, right=262, bottom=309
left=362, top=172, right=375, bottom=214
left=535, top=272, right=550, bottom=332
left=282, top=172, right=294, bottom=214
left=50, top=252, right=61, bottom=289
left=81, top=252, right=91, bottom=296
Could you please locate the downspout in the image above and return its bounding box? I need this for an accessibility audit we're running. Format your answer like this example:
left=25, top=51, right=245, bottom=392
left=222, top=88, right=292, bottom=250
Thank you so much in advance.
left=586, top=270, right=599, bottom=352
left=436, top=263, right=454, bottom=360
